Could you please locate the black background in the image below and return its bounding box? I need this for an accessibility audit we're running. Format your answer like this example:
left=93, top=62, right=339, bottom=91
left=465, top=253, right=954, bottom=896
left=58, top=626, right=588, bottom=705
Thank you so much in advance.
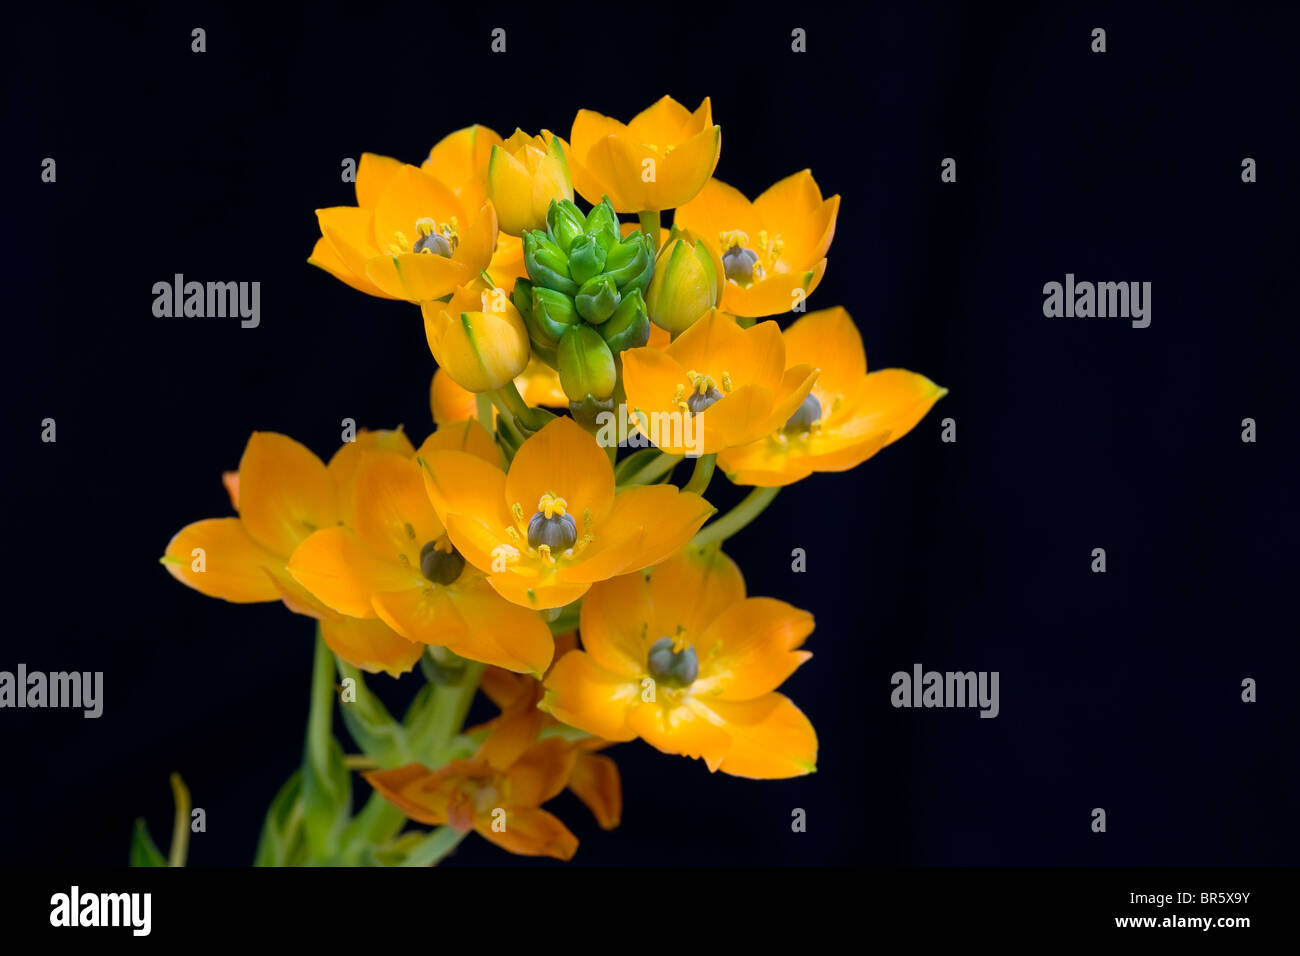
left=3, top=1, right=1297, bottom=867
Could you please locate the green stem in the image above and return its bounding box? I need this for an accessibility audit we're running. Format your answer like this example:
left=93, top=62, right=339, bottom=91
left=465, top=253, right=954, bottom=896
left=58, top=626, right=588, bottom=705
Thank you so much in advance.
left=692, top=487, right=780, bottom=547
left=475, top=392, right=494, bottom=429
left=400, top=826, right=470, bottom=867
left=494, top=381, right=545, bottom=431
left=306, top=631, right=335, bottom=783
left=683, top=454, right=716, bottom=496
left=623, top=450, right=682, bottom=486
left=427, top=660, right=488, bottom=755
left=638, top=210, right=661, bottom=252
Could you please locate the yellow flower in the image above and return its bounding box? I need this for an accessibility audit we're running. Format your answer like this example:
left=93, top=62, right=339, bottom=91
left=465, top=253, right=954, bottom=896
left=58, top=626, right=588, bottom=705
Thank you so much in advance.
left=542, top=546, right=817, bottom=779
left=423, top=125, right=528, bottom=288
left=568, top=96, right=721, bottom=213
left=286, top=422, right=555, bottom=675
left=644, top=231, right=723, bottom=334
left=621, top=308, right=817, bottom=455
left=674, top=170, right=840, bottom=317
left=420, top=417, right=714, bottom=610
left=366, top=692, right=580, bottom=860
left=718, top=307, right=946, bottom=486
left=162, top=430, right=423, bottom=676
left=421, top=278, right=531, bottom=393
left=487, top=130, right=573, bottom=237
left=310, top=154, right=500, bottom=302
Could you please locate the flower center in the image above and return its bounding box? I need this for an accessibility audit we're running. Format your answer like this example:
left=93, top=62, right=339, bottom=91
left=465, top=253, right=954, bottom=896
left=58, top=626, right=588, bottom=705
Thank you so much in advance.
left=420, top=537, right=465, bottom=585
left=718, top=229, right=784, bottom=287
left=386, top=217, right=459, bottom=257
left=676, top=369, right=732, bottom=415
left=647, top=636, right=699, bottom=688
left=783, top=393, right=822, bottom=434
left=527, top=493, right=577, bottom=553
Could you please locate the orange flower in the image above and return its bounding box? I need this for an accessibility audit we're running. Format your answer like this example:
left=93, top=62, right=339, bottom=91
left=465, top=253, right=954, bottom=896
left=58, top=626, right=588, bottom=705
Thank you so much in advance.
left=674, top=170, right=839, bottom=317
left=621, top=308, right=817, bottom=455
left=286, top=421, right=555, bottom=675
left=310, top=153, right=499, bottom=302
left=477, top=633, right=622, bottom=830
left=420, top=417, right=714, bottom=610
left=421, top=125, right=529, bottom=287
left=718, top=307, right=947, bottom=486
left=568, top=96, right=720, bottom=213
left=162, top=430, right=423, bottom=676
left=365, top=691, right=579, bottom=860
left=542, top=546, right=817, bottom=779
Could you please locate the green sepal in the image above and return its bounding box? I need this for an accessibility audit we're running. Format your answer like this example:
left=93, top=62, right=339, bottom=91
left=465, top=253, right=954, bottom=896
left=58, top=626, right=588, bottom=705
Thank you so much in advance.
left=575, top=274, right=620, bottom=324
left=546, top=199, right=586, bottom=253
left=524, top=230, right=578, bottom=294
left=567, top=234, right=608, bottom=285
left=599, top=288, right=650, bottom=352
left=253, top=769, right=308, bottom=867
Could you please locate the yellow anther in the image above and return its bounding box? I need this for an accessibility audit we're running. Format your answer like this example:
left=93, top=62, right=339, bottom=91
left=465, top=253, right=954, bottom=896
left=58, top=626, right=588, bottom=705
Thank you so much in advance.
left=415, top=217, right=437, bottom=238
left=671, top=635, right=690, bottom=654
left=583, top=508, right=593, bottom=529
left=673, top=383, right=685, bottom=403
left=511, top=501, right=525, bottom=523
left=770, top=237, right=785, bottom=260
left=573, top=533, right=594, bottom=555
left=758, top=230, right=769, bottom=252
left=718, top=229, right=749, bottom=251
left=505, top=525, right=521, bottom=541
left=721, top=371, right=733, bottom=394
left=537, top=493, right=568, bottom=519
left=536, top=543, right=555, bottom=564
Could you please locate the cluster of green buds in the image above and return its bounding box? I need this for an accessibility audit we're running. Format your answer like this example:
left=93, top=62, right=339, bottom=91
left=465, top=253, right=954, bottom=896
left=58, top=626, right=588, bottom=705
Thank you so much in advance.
left=512, top=198, right=655, bottom=412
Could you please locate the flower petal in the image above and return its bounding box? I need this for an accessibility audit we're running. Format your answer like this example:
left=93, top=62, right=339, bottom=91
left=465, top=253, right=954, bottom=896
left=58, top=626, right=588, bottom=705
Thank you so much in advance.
left=162, top=517, right=283, bottom=603
left=287, top=526, right=413, bottom=618
left=541, top=651, right=640, bottom=742
left=320, top=616, right=423, bottom=677
left=481, top=806, right=577, bottom=861
left=694, top=693, right=818, bottom=779
left=697, top=597, right=813, bottom=699
left=567, top=751, right=622, bottom=830
left=505, top=417, right=615, bottom=527
left=237, top=432, right=338, bottom=557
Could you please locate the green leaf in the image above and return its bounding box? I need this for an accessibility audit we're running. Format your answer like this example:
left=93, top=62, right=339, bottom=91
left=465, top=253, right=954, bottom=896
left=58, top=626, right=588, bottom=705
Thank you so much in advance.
left=129, top=818, right=167, bottom=867
left=253, top=769, right=307, bottom=867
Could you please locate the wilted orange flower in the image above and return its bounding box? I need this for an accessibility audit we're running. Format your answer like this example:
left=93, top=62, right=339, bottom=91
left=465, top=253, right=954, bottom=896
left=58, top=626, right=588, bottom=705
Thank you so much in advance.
left=162, top=430, right=422, bottom=675
left=621, top=308, right=817, bottom=455
left=478, top=633, right=622, bottom=830
left=421, top=417, right=714, bottom=610
left=310, top=153, right=499, bottom=302
left=366, top=691, right=579, bottom=860
left=568, top=96, right=720, bottom=212
left=718, top=307, right=946, bottom=486
left=542, top=546, right=817, bottom=778
left=286, top=421, right=555, bottom=675
left=674, top=170, right=839, bottom=317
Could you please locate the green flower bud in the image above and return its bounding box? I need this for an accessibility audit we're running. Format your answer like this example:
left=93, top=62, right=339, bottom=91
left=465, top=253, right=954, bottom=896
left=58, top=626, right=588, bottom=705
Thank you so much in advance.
left=575, top=275, right=621, bottom=324
left=646, top=236, right=720, bottom=334
left=567, top=234, right=608, bottom=285
left=546, top=199, right=586, bottom=254
left=510, top=277, right=534, bottom=321
left=603, top=232, right=653, bottom=289
left=529, top=286, right=581, bottom=347
left=583, top=198, right=620, bottom=252
left=524, top=230, right=578, bottom=295
left=557, top=324, right=617, bottom=402
left=599, top=288, right=650, bottom=353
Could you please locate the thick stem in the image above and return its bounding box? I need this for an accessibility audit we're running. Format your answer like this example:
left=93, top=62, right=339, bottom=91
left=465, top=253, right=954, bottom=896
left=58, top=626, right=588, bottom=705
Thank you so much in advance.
left=638, top=210, right=661, bottom=252
left=427, top=660, right=488, bottom=756
left=691, top=487, right=780, bottom=547
left=683, top=454, right=716, bottom=496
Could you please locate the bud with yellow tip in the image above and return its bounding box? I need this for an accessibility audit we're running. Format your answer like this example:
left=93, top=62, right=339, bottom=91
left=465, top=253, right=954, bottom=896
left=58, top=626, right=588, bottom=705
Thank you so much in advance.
left=422, top=280, right=531, bottom=392
left=486, top=131, right=573, bottom=237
